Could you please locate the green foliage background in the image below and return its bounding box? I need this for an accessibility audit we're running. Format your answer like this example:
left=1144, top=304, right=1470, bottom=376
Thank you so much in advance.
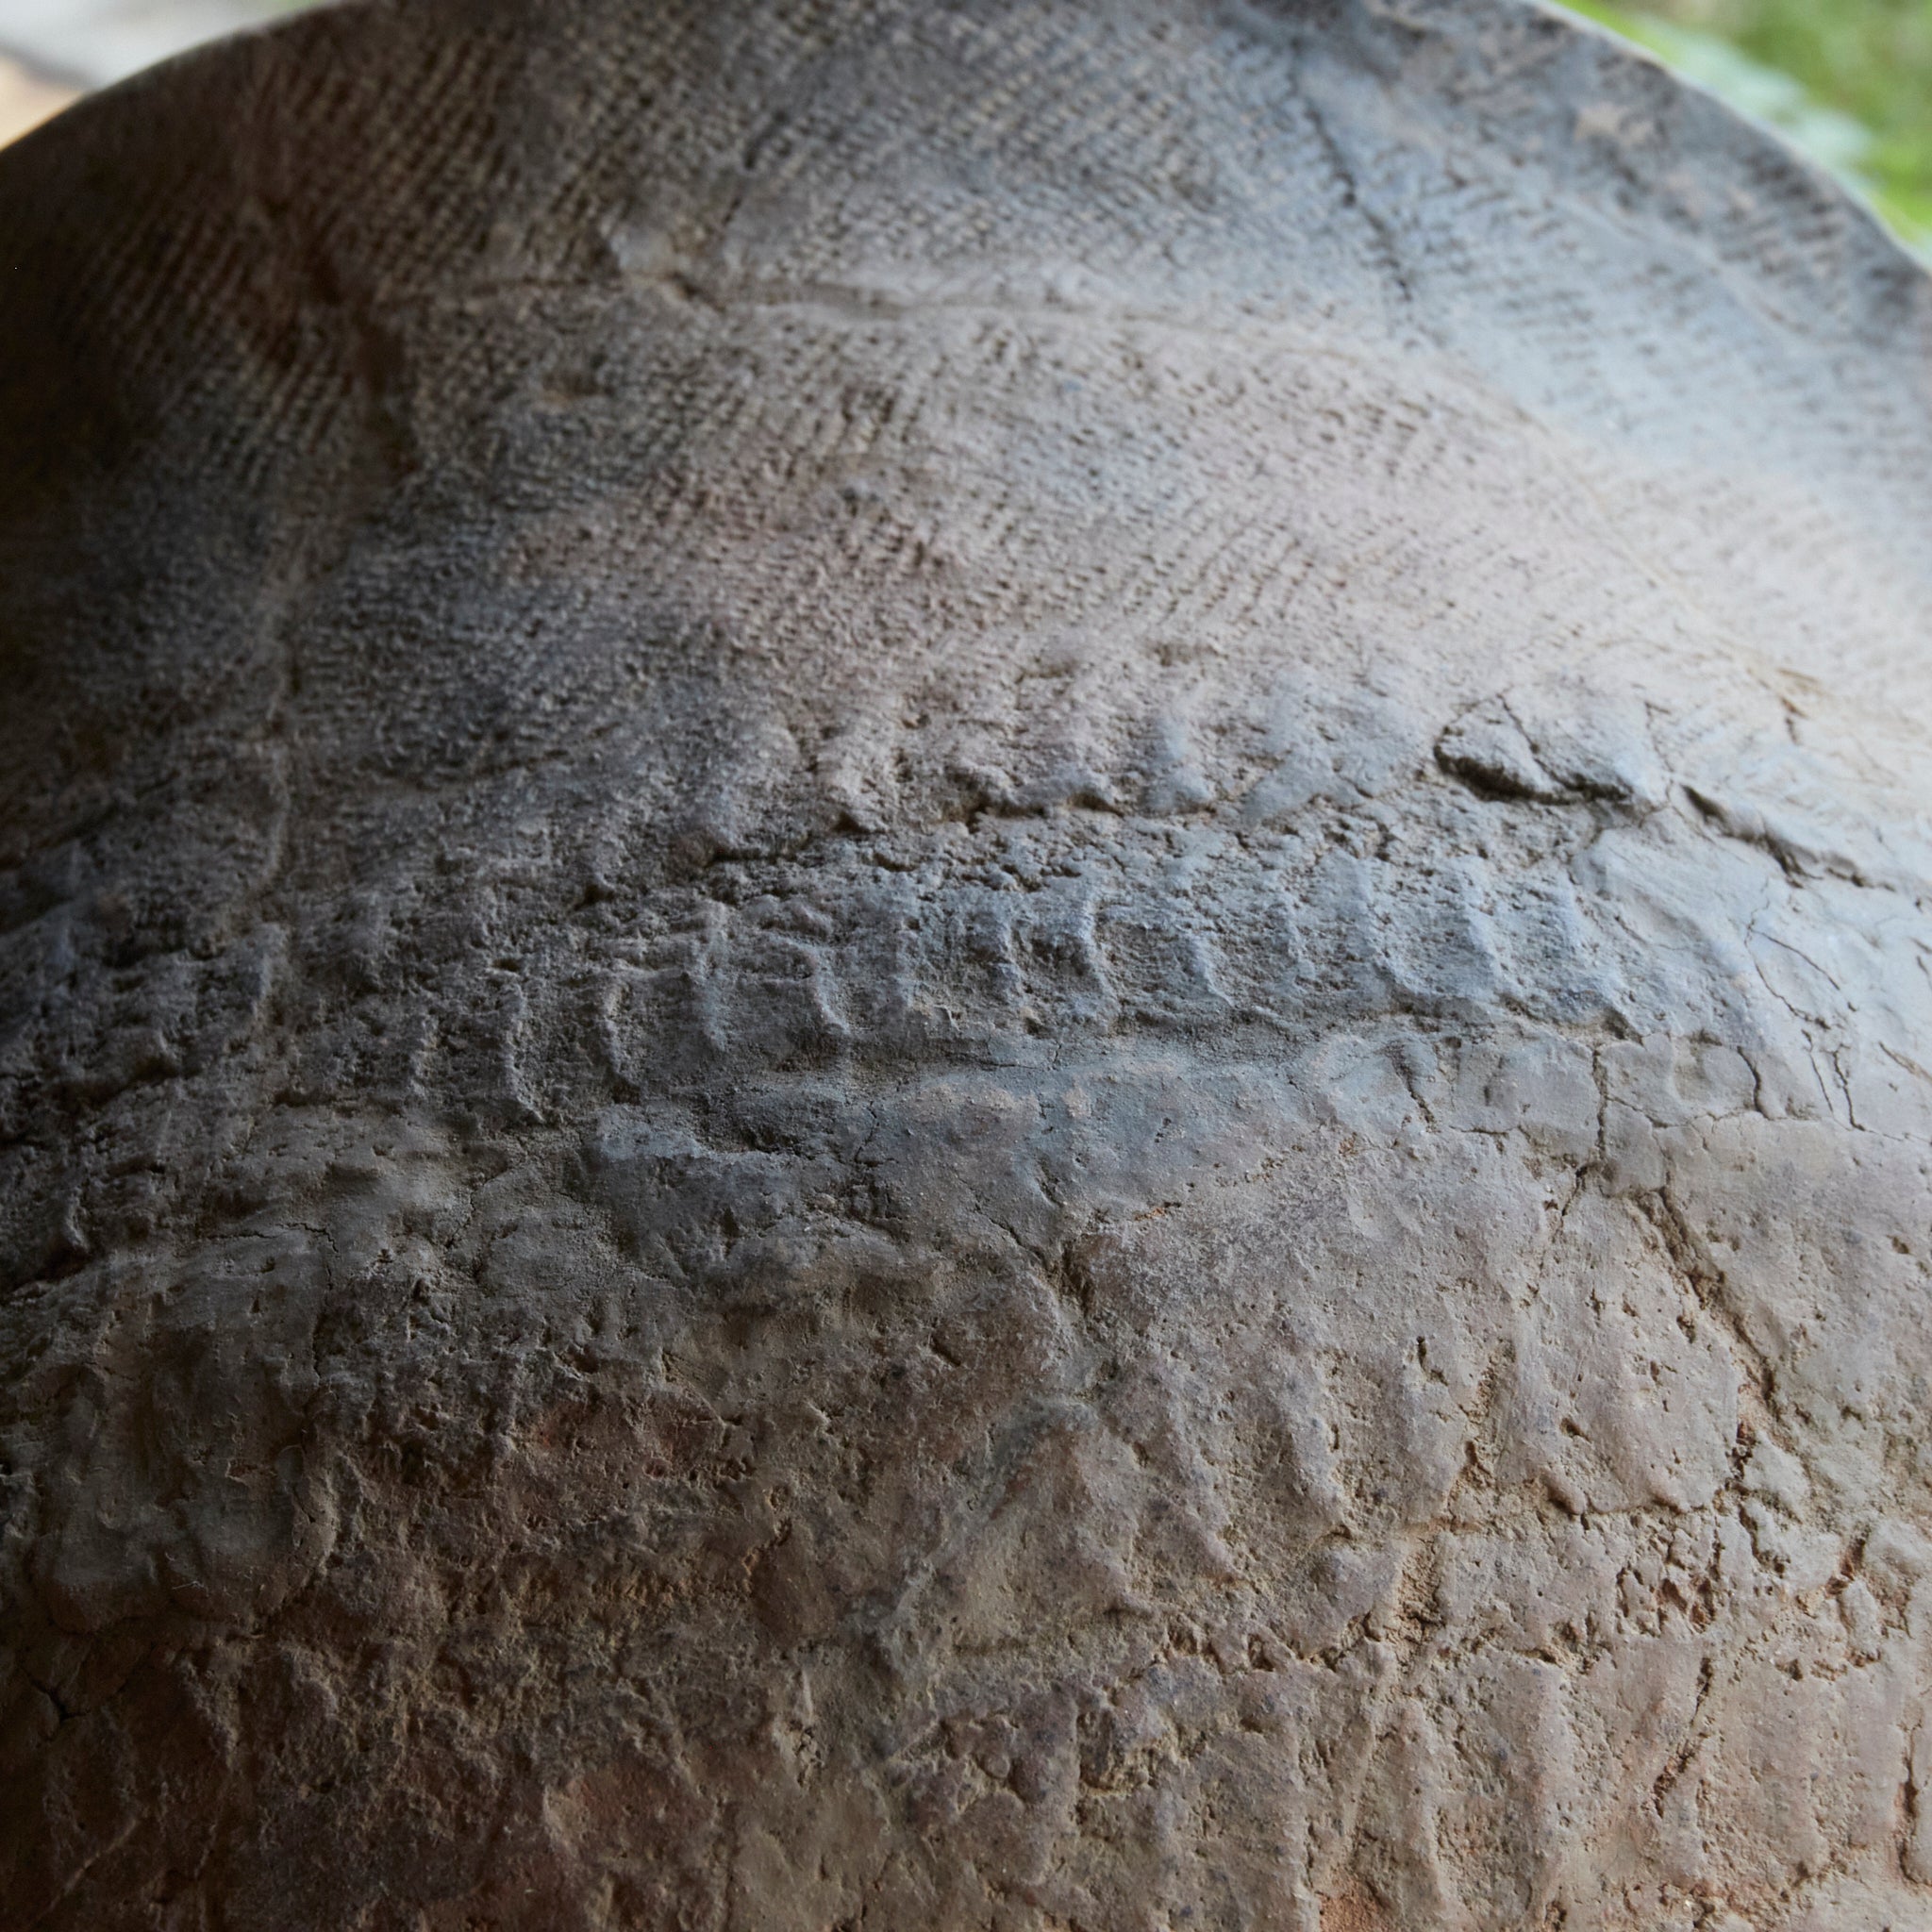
left=1563, top=0, right=1932, bottom=256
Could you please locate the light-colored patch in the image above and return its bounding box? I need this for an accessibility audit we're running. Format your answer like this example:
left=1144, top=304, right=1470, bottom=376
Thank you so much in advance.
left=0, top=55, right=74, bottom=147
left=1323, top=1888, right=1392, bottom=1932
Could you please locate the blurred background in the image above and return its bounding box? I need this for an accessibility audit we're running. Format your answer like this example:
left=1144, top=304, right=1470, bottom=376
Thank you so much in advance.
left=1572, top=0, right=1932, bottom=256
left=0, top=0, right=305, bottom=142
left=0, top=0, right=1927, bottom=260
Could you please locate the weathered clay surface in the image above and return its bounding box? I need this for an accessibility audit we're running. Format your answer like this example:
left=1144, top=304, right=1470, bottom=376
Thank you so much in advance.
left=3, top=1, right=1932, bottom=1925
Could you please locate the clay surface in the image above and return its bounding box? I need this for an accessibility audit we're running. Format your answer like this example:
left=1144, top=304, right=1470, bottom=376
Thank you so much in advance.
left=4, top=1, right=1932, bottom=1926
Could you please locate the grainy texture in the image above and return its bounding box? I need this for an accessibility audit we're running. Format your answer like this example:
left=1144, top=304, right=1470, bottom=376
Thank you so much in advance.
left=3, top=1, right=1932, bottom=1926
